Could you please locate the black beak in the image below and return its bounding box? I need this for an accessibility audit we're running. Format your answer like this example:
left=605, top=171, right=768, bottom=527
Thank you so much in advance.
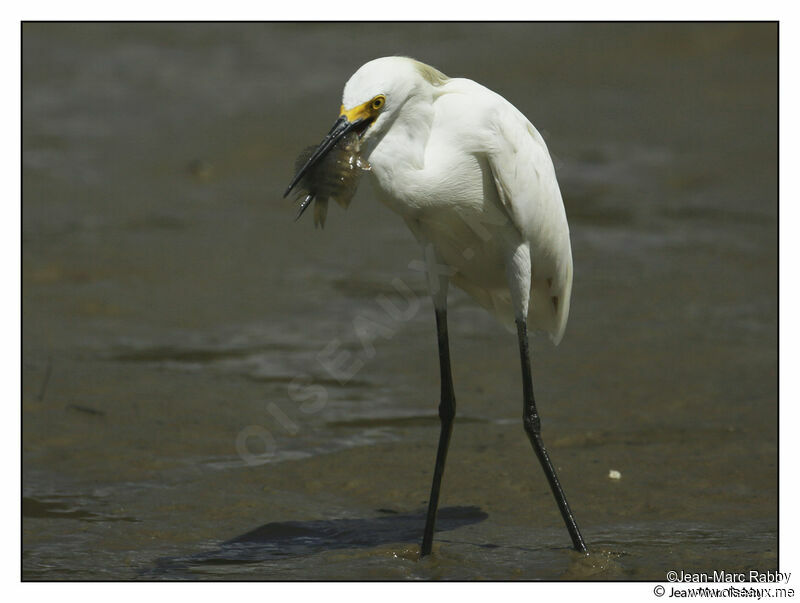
left=283, top=116, right=366, bottom=198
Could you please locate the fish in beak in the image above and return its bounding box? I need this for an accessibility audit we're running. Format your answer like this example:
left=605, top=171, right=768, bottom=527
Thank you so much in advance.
left=284, top=115, right=369, bottom=199
left=283, top=98, right=384, bottom=226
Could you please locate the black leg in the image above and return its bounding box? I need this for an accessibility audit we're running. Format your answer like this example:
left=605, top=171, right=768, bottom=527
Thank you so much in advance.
left=516, top=318, right=587, bottom=553
left=420, top=307, right=456, bottom=557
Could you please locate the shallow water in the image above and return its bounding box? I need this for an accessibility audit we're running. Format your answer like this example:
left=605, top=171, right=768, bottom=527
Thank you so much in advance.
left=22, top=23, right=777, bottom=580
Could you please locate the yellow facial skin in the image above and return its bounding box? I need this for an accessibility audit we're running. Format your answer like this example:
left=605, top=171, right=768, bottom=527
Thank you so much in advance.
left=340, top=95, right=386, bottom=123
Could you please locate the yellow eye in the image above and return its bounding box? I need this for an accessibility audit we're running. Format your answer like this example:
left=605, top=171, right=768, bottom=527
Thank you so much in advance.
left=371, top=96, right=385, bottom=111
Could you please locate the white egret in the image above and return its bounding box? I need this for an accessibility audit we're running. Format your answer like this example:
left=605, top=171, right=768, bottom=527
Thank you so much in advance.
left=285, top=56, right=586, bottom=557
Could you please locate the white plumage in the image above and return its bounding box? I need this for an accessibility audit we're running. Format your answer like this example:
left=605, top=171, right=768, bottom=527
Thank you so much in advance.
left=343, top=56, right=572, bottom=343
left=284, top=56, right=586, bottom=557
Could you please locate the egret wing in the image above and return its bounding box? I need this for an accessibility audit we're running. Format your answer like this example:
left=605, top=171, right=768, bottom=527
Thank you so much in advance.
left=483, top=104, right=573, bottom=344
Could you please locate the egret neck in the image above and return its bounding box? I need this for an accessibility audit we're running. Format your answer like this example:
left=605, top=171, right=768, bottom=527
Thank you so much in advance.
left=361, top=89, right=436, bottom=204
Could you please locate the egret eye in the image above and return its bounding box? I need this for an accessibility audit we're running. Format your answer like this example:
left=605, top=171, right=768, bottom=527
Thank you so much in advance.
left=371, top=96, right=385, bottom=111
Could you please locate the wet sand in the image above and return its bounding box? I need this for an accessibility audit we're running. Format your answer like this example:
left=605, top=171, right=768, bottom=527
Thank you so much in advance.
left=22, top=23, right=777, bottom=579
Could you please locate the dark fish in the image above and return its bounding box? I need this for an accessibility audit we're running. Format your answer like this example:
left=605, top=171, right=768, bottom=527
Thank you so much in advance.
left=290, top=132, right=370, bottom=228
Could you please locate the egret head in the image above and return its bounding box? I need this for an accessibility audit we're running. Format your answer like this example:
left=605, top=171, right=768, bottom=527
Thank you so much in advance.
left=340, top=57, right=447, bottom=141
left=284, top=57, right=448, bottom=198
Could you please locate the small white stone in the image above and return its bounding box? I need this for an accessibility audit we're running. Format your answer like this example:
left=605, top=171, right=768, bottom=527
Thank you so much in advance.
left=608, top=469, right=622, bottom=480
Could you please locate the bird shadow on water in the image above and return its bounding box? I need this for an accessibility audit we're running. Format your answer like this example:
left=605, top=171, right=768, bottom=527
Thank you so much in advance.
left=143, top=506, right=488, bottom=578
